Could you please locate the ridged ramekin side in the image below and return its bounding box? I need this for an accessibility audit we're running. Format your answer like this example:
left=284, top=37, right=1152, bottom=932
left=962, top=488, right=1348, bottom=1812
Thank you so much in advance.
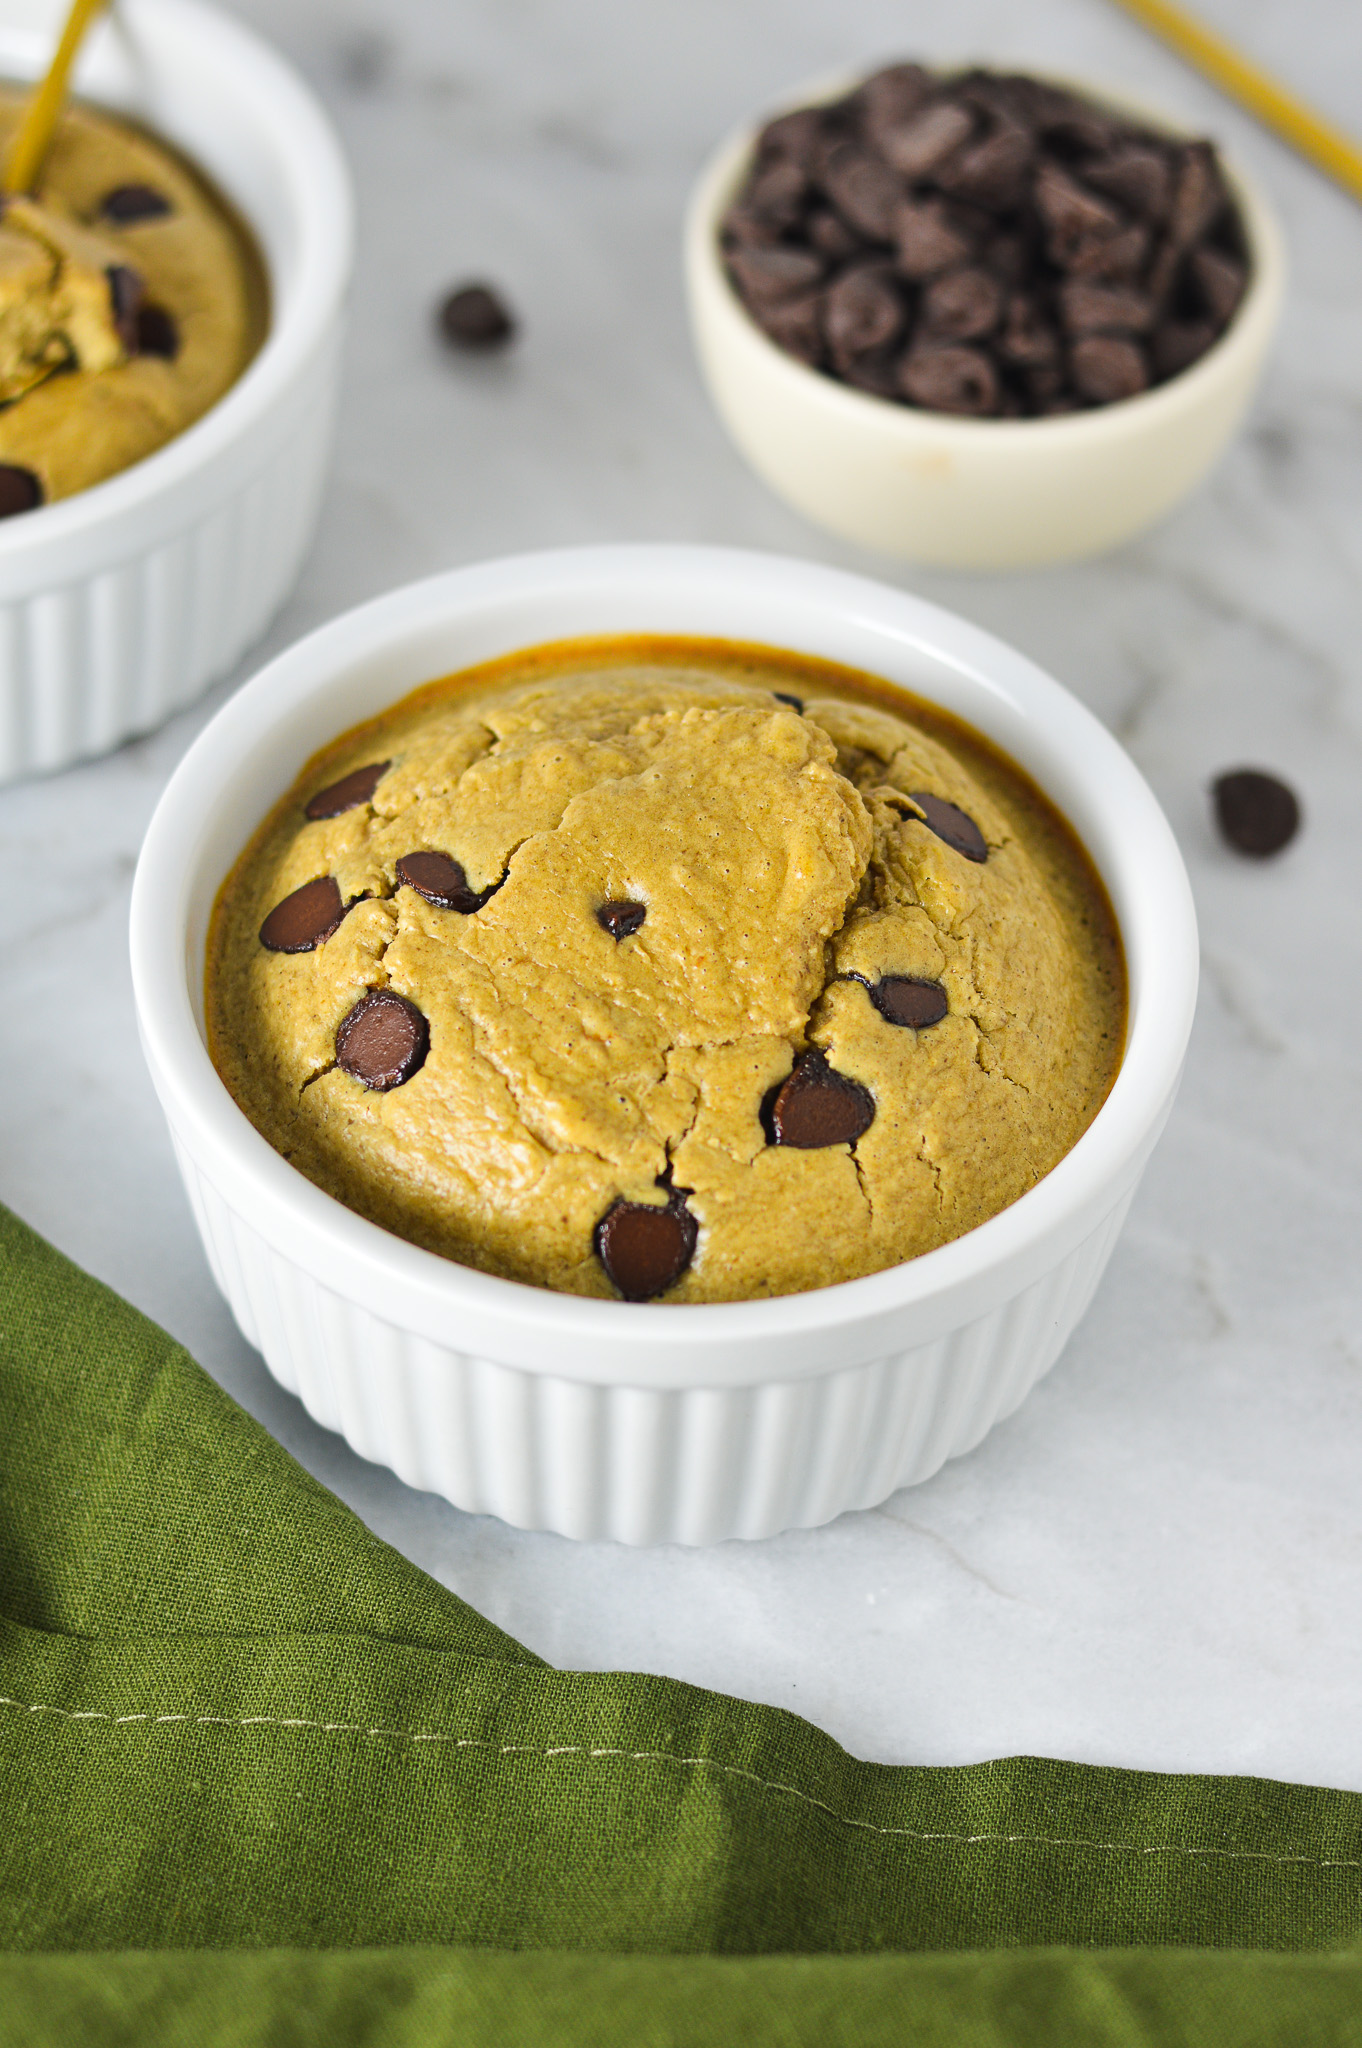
left=171, top=1135, right=1134, bottom=1545
left=0, top=341, right=340, bottom=783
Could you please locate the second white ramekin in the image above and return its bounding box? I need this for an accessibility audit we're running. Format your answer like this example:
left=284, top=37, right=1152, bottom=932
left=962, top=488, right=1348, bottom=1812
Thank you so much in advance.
left=130, top=545, right=1199, bottom=1545
left=0, top=0, right=353, bottom=783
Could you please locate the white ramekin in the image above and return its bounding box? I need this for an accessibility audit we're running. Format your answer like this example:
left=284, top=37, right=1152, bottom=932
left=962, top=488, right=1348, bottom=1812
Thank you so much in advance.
left=130, top=545, right=1198, bottom=1545
left=684, top=75, right=1285, bottom=570
left=0, top=0, right=352, bottom=783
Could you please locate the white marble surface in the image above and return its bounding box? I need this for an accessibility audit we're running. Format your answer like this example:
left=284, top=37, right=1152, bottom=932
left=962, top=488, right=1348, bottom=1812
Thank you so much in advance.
left=3, top=0, right=1361, bottom=1788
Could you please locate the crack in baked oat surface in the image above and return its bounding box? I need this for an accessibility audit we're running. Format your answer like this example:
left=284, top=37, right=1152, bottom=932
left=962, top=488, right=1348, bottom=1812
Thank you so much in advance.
left=206, top=639, right=1125, bottom=1301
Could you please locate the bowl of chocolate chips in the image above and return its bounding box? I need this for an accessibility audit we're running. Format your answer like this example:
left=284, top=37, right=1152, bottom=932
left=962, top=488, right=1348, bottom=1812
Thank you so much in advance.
left=685, top=62, right=1284, bottom=568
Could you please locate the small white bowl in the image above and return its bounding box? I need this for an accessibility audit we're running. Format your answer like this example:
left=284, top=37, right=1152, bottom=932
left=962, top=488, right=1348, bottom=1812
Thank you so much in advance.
left=130, top=545, right=1198, bottom=1545
left=0, top=0, right=353, bottom=782
left=684, top=75, right=1285, bottom=570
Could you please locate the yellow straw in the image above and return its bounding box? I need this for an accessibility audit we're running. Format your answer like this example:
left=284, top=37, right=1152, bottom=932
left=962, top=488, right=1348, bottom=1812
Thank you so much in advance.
left=3, top=0, right=109, bottom=196
left=1108, top=0, right=1362, bottom=205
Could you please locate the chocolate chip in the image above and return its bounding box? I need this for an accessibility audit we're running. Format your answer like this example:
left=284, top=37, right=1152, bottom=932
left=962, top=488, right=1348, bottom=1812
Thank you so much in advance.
left=597, top=899, right=646, bottom=939
left=135, top=304, right=179, bottom=358
left=726, top=244, right=825, bottom=307
left=893, top=197, right=975, bottom=280
left=767, top=1048, right=875, bottom=1149
left=773, top=691, right=804, bottom=712
left=906, top=791, right=989, bottom=861
left=1065, top=222, right=1151, bottom=282
left=853, top=62, right=934, bottom=152
left=808, top=208, right=862, bottom=260
left=0, top=464, right=42, bottom=517
left=745, top=157, right=809, bottom=228
left=259, top=875, right=347, bottom=953
left=878, top=99, right=974, bottom=179
left=1071, top=334, right=1148, bottom=402
left=396, top=850, right=489, bottom=913
left=870, top=975, right=949, bottom=1028
left=1212, top=768, right=1300, bottom=857
left=899, top=343, right=1000, bottom=417
left=595, top=1192, right=698, bottom=1302
left=1034, top=161, right=1124, bottom=265
left=1151, top=318, right=1218, bottom=379
left=822, top=144, right=905, bottom=242
left=757, top=290, right=824, bottom=365
left=824, top=263, right=905, bottom=361
left=101, top=184, right=172, bottom=223
left=1084, top=146, right=1174, bottom=223
left=438, top=283, right=516, bottom=350
left=304, top=761, right=390, bottom=820
left=335, top=988, right=429, bottom=1091
left=1188, top=245, right=1246, bottom=328
left=936, top=121, right=1033, bottom=210
left=1168, top=142, right=1226, bottom=248
left=997, top=292, right=1060, bottom=367
left=758, top=107, right=827, bottom=168
left=921, top=265, right=1003, bottom=341
left=1059, top=280, right=1155, bottom=335
left=106, top=264, right=143, bottom=350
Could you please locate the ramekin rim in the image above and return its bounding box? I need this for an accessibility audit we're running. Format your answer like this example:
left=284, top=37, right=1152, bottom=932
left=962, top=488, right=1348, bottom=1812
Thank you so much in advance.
left=131, top=542, right=1199, bottom=1361
left=0, top=0, right=353, bottom=554
left=683, top=62, right=1286, bottom=446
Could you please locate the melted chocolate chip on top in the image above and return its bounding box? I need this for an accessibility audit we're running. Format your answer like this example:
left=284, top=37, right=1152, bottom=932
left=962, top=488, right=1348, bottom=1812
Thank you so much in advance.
left=305, top=762, right=391, bottom=821
left=259, top=876, right=348, bottom=953
left=595, top=1192, right=698, bottom=1302
left=397, top=851, right=490, bottom=913
left=0, top=465, right=43, bottom=518
left=335, top=989, right=429, bottom=1091
left=101, top=184, right=173, bottom=223
left=870, top=976, right=949, bottom=1028
left=597, top=900, right=646, bottom=940
left=906, top=790, right=989, bottom=862
left=767, top=1049, right=875, bottom=1149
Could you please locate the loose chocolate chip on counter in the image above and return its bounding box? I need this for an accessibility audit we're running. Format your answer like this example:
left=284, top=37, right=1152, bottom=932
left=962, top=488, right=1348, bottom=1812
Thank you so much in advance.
left=595, top=1191, right=698, bottom=1302
left=921, top=265, right=1004, bottom=341
left=1070, top=334, right=1149, bottom=403
left=1212, top=769, right=1300, bottom=858
left=305, top=761, right=390, bottom=820
left=335, top=988, right=429, bottom=1091
left=259, top=875, right=348, bottom=953
left=396, top=850, right=490, bottom=913
left=101, top=184, right=173, bottom=223
left=773, top=691, right=804, bottom=712
left=906, top=790, right=989, bottom=861
left=597, top=899, right=647, bottom=940
left=0, top=464, right=42, bottom=517
left=106, top=265, right=143, bottom=350
left=899, top=344, right=999, bottom=417
left=135, top=305, right=179, bottom=358
left=438, top=283, right=516, bottom=351
left=870, top=976, right=950, bottom=1028
left=767, top=1048, right=876, bottom=1149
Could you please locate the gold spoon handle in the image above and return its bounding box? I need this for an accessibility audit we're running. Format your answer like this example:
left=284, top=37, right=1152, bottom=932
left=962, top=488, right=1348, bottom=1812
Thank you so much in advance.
left=3, top=0, right=109, bottom=196
left=1108, top=0, right=1362, bottom=206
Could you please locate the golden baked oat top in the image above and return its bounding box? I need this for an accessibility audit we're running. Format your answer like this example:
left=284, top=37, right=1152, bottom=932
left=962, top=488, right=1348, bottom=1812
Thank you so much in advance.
left=207, top=638, right=1126, bottom=1302
left=0, top=89, right=266, bottom=511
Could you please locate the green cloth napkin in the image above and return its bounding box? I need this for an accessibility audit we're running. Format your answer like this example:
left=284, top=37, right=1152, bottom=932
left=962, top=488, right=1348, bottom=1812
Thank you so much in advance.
left=2, top=1200, right=1360, bottom=2045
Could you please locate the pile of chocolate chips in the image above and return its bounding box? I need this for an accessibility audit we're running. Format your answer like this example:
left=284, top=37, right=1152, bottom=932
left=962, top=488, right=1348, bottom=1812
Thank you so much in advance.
left=720, top=64, right=1249, bottom=417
